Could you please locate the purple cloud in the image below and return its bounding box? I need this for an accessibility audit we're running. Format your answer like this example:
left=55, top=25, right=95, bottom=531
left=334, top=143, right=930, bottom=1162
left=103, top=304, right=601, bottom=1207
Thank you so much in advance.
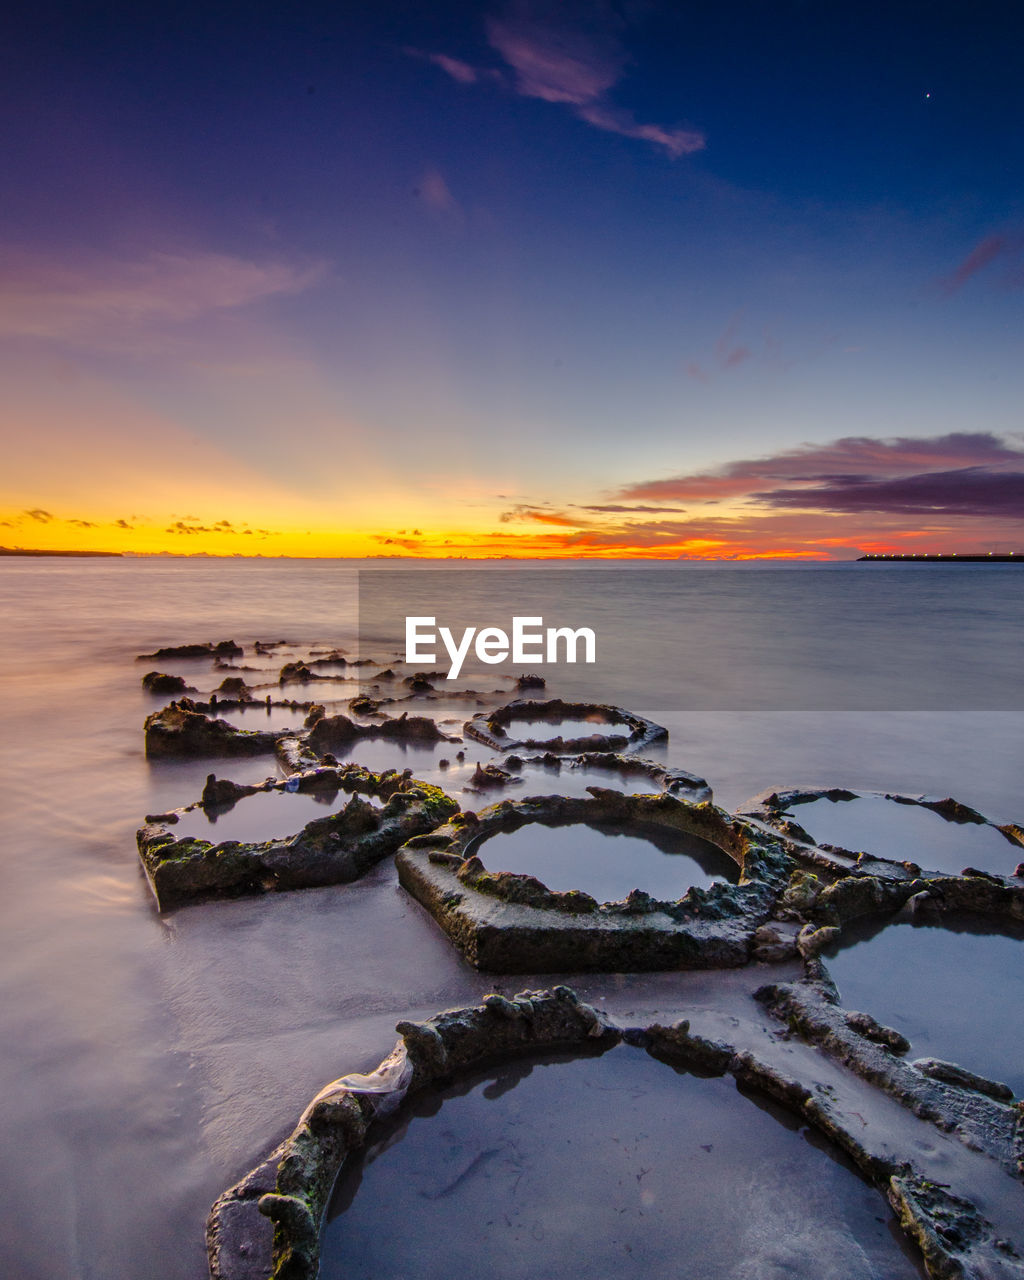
left=415, top=169, right=463, bottom=224
left=404, top=47, right=505, bottom=86
left=938, top=232, right=1024, bottom=295
left=755, top=467, right=1024, bottom=518
left=580, top=503, right=689, bottom=514
left=409, top=8, right=705, bottom=158
left=620, top=433, right=1024, bottom=503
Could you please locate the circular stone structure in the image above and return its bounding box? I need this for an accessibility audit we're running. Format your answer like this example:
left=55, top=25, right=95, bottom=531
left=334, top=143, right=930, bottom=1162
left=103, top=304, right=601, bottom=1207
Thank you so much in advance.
left=395, top=791, right=791, bottom=972
left=209, top=988, right=1024, bottom=1280
left=742, top=787, right=1024, bottom=878
left=321, top=1044, right=926, bottom=1280
left=464, top=698, right=668, bottom=755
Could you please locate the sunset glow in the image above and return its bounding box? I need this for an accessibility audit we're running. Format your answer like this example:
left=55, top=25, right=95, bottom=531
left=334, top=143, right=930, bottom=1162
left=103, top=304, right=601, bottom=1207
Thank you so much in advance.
left=2, top=3, right=1021, bottom=559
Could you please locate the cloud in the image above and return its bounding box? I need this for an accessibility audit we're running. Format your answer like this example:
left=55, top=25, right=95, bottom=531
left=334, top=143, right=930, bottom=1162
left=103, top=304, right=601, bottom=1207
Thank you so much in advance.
left=411, top=7, right=705, bottom=158
left=499, top=504, right=590, bottom=527
left=0, top=247, right=328, bottom=345
left=415, top=169, right=463, bottom=224
left=115, top=518, right=134, bottom=529
left=683, top=314, right=776, bottom=384
left=721, top=344, right=751, bottom=369
left=579, top=503, right=688, bottom=514
left=571, top=102, right=705, bottom=157
left=24, top=508, right=53, bottom=522
left=620, top=433, right=1024, bottom=503
left=372, top=533, right=425, bottom=550
left=69, top=518, right=97, bottom=527
left=756, top=467, right=1024, bottom=518
left=487, top=13, right=705, bottom=157
left=486, top=16, right=622, bottom=104
left=938, top=234, right=1024, bottom=295
left=166, top=521, right=214, bottom=535
left=161, top=518, right=276, bottom=537
left=404, top=47, right=504, bottom=86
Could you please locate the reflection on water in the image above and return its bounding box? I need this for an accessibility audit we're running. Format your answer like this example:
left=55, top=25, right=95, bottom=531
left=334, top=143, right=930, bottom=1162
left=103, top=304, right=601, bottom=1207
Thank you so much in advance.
left=788, top=794, right=1018, bottom=873
left=823, top=914, right=1024, bottom=1096
left=472, top=819, right=739, bottom=902
left=503, top=716, right=627, bottom=741
left=212, top=703, right=319, bottom=732
left=503, top=762, right=668, bottom=800
left=170, top=788, right=382, bottom=844
left=323, top=1045, right=925, bottom=1280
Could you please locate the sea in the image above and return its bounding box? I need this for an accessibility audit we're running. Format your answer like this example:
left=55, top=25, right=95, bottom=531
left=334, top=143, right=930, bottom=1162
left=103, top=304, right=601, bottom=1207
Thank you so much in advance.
left=0, top=557, right=1021, bottom=1278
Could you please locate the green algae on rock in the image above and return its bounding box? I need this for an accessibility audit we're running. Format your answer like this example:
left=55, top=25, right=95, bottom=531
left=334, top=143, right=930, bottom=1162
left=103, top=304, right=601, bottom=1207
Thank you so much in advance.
left=136, top=764, right=458, bottom=909
left=396, top=790, right=791, bottom=972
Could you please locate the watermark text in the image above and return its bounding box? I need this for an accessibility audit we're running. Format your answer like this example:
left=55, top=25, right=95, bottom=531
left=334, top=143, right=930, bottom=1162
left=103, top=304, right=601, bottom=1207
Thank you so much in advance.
left=405, top=616, right=596, bottom=680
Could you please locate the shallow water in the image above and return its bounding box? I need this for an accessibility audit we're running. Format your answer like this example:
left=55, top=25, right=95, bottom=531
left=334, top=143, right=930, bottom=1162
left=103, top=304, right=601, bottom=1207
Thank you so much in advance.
left=170, top=788, right=383, bottom=844
left=502, top=715, right=628, bottom=741
left=211, top=703, right=318, bottom=732
left=472, top=819, right=739, bottom=902
left=823, top=914, right=1024, bottom=1096
left=0, top=557, right=1021, bottom=1279
left=788, top=794, right=1019, bottom=874
left=322, top=1045, right=925, bottom=1280
left=498, top=761, right=675, bottom=800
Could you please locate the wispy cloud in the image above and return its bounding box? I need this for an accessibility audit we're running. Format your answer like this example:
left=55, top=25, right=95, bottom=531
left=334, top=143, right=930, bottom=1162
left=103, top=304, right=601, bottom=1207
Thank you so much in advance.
left=0, top=247, right=328, bottom=345
left=579, top=503, right=688, bottom=514
left=685, top=314, right=780, bottom=383
left=938, top=232, right=1024, bottom=295
left=414, top=168, right=464, bottom=226
left=24, top=508, right=53, bottom=522
left=404, top=47, right=504, bottom=86
left=408, top=6, right=705, bottom=158
left=500, top=503, right=591, bottom=527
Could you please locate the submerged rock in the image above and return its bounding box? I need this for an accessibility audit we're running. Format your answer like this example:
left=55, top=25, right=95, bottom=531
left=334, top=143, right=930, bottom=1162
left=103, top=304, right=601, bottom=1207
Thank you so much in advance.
left=308, top=711, right=456, bottom=750
left=279, top=661, right=314, bottom=683
left=141, top=671, right=192, bottom=695
left=144, top=698, right=281, bottom=758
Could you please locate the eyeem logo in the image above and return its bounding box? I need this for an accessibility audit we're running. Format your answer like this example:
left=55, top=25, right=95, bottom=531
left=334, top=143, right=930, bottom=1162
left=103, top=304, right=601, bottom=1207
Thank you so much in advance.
left=406, top=616, right=597, bottom=680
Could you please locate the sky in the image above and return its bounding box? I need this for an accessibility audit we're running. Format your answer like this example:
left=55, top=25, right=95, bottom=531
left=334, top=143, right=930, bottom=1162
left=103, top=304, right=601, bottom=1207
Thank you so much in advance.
left=1, top=0, right=1023, bottom=559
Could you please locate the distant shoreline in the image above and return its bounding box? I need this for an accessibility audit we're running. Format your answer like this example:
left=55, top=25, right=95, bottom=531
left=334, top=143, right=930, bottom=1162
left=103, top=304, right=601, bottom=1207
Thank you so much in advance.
left=858, top=553, right=1024, bottom=563
left=2, top=547, right=1021, bottom=564
left=0, top=548, right=123, bottom=558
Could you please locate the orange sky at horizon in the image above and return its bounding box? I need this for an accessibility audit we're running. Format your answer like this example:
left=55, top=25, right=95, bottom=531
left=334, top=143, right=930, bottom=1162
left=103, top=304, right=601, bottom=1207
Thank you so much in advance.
left=4, top=498, right=1018, bottom=561
left=2, top=248, right=1021, bottom=563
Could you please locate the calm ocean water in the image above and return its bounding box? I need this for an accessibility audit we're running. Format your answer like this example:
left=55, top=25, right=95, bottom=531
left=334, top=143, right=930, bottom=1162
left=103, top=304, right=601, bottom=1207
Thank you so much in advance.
left=0, top=557, right=1021, bottom=1278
